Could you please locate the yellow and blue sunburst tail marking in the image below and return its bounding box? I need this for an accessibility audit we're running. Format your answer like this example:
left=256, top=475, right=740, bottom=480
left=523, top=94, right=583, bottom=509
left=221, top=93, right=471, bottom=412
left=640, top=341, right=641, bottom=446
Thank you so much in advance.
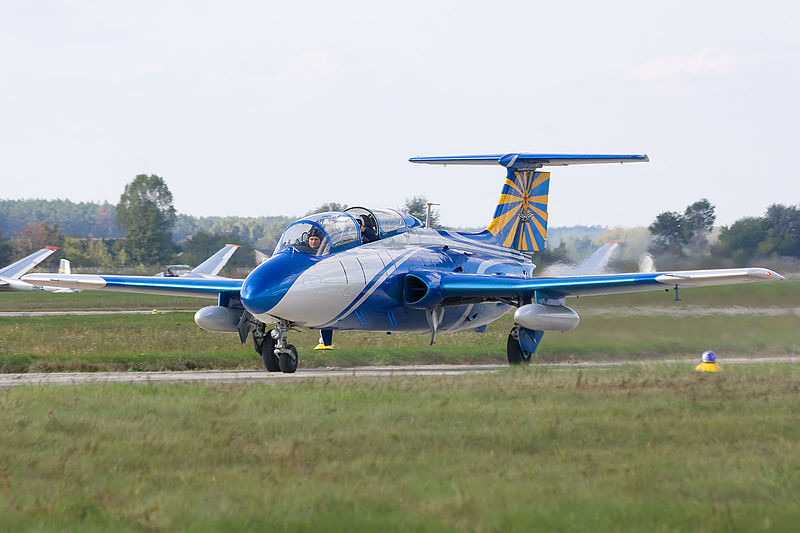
left=485, top=169, right=551, bottom=251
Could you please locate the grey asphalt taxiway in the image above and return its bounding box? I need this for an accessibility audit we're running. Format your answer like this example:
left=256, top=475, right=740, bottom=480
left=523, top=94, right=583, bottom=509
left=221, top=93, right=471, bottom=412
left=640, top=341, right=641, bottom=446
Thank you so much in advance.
left=0, top=357, right=797, bottom=389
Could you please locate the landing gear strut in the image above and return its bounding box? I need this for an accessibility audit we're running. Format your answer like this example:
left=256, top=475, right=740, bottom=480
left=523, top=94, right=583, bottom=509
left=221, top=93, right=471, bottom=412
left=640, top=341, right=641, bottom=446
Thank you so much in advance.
left=252, top=320, right=298, bottom=373
left=506, top=325, right=544, bottom=365
left=272, top=320, right=298, bottom=374
left=253, top=323, right=279, bottom=372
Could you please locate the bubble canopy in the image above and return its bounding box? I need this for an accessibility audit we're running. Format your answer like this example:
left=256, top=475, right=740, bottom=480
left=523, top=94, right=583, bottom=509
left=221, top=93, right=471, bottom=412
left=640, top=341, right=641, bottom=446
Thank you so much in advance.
left=274, top=212, right=360, bottom=256
left=273, top=208, right=422, bottom=256
left=345, top=206, right=421, bottom=236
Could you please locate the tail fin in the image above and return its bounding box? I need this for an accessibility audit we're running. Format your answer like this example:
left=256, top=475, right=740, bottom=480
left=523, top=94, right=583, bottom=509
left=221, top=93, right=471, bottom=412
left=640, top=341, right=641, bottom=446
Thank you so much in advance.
left=186, top=244, right=240, bottom=277
left=409, top=152, right=649, bottom=252
left=58, top=258, right=71, bottom=275
left=486, top=169, right=550, bottom=251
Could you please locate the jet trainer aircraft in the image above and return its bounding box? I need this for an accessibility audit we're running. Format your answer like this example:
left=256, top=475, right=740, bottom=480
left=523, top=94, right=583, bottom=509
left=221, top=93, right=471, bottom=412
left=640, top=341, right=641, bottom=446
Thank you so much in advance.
left=24, top=153, right=783, bottom=373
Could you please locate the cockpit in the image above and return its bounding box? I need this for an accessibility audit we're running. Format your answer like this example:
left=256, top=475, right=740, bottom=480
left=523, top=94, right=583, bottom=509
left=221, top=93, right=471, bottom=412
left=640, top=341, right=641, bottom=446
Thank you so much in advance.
left=273, top=207, right=422, bottom=256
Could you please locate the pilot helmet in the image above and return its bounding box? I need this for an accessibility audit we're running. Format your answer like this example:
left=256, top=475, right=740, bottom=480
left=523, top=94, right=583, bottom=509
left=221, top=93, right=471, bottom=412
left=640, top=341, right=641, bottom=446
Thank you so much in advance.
left=701, top=350, right=716, bottom=363
left=307, top=227, right=322, bottom=239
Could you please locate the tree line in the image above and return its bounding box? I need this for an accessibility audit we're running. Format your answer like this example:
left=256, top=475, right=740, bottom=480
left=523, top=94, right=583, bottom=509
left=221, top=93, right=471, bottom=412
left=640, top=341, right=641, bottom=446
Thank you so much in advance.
left=648, top=199, right=800, bottom=266
left=0, top=176, right=441, bottom=270
left=2, top=173, right=795, bottom=271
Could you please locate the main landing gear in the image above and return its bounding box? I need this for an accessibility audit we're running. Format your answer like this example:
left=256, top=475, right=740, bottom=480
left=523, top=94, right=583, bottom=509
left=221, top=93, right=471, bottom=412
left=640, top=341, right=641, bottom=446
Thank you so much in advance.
left=253, top=320, right=298, bottom=373
left=506, top=324, right=544, bottom=365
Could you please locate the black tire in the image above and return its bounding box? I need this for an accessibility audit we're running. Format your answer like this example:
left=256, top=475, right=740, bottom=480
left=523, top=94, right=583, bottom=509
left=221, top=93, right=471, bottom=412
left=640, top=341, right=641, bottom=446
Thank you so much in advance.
left=506, top=332, right=528, bottom=365
left=279, top=344, right=299, bottom=374
left=260, top=335, right=280, bottom=372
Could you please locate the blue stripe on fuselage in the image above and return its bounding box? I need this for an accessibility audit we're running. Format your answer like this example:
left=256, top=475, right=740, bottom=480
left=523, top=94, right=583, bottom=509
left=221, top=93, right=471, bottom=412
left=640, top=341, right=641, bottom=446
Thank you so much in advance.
left=318, top=247, right=421, bottom=327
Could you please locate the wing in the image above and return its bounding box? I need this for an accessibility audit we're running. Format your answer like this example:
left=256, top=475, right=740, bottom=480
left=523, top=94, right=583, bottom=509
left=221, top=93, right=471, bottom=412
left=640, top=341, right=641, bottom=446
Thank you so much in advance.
left=0, top=247, right=59, bottom=279
left=184, top=244, right=241, bottom=277
left=403, top=268, right=783, bottom=307
left=21, top=273, right=243, bottom=298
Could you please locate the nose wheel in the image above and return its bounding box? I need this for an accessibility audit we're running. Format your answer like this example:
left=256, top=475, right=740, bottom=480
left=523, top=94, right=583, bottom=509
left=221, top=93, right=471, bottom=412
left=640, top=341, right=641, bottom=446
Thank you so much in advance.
left=254, top=320, right=299, bottom=373
left=278, top=345, right=298, bottom=373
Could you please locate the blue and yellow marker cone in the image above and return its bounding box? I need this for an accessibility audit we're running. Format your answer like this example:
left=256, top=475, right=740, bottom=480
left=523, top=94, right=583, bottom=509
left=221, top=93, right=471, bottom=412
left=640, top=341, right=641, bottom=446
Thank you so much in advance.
left=314, top=329, right=334, bottom=350
left=695, top=350, right=722, bottom=372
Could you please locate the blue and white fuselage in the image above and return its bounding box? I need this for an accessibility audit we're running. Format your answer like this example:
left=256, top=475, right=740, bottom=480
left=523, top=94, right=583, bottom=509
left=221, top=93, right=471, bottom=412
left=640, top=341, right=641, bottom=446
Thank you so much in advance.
left=241, top=222, right=530, bottom=334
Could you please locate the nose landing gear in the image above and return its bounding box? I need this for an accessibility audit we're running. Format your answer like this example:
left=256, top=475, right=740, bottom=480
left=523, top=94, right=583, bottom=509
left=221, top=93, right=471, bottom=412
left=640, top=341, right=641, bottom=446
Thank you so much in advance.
left=252, top=320, right=299, bottom=373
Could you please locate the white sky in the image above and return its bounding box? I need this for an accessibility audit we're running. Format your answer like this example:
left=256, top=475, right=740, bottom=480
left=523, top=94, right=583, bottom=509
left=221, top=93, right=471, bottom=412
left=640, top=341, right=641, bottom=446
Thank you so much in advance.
left=1, top=1, right=797, bottom=228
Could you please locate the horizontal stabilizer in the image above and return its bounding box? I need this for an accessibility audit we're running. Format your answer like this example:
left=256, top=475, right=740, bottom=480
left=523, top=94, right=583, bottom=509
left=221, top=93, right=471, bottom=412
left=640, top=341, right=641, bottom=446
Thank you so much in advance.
left=410, top=153, right=649, bottom=170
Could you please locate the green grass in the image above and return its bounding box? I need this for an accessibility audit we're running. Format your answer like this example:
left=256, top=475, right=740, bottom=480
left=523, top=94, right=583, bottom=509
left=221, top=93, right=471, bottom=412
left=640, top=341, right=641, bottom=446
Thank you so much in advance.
left=580, top=278, right=800, bottom=308
left=1, top=310, right=798, bottom=373
left=0, top=290, right=209, bottom=311
left=1, top=364, right=799, bottom=530
left=1, top=281, right=797, bottom=372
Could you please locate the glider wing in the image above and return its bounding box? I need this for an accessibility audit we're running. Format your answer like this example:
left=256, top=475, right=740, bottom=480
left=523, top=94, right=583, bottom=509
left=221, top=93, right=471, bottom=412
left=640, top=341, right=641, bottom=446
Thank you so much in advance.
left=0, top=247, right=59, bottom=279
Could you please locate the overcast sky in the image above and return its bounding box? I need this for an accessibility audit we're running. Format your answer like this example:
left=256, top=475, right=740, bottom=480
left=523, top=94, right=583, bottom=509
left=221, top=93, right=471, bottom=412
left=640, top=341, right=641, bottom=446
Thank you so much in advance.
left=1, top=1, right=797, bottom=228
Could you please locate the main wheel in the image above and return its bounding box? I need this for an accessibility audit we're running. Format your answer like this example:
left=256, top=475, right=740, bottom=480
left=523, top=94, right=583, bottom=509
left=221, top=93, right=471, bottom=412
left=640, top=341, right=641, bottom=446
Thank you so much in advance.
left=260, top=335, right=280, bottom=372
left=279, top=344, right=299, bottom=374
left=506, top=330, right=529, bottom=365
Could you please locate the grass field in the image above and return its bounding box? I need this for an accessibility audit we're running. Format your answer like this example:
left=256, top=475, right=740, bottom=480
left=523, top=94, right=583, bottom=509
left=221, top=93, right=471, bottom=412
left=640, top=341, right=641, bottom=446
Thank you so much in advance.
left=0, top=290, right=209, bottom=311
left=1, top=281, right=798, bottom=372
left=1, top=364, right=799, bottom=530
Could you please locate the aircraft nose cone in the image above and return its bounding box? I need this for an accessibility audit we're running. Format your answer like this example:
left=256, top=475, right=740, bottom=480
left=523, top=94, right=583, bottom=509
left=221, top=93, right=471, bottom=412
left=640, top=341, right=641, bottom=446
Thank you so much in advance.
left=240, top=251, right=306, bottom=317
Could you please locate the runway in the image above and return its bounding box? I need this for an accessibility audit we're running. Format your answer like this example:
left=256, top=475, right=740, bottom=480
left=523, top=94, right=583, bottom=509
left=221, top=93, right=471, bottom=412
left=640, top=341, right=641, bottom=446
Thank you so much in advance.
left=2, top=307, right=798, bottom=318
left=0, top=310, right=192, bottom=317
left=0, top=357, right=797, bottom=389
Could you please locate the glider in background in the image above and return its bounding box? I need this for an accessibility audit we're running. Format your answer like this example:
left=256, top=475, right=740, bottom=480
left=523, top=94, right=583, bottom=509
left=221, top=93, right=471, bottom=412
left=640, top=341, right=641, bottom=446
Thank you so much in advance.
left=541, top=242, right=620, bottom=276
left=153, top=244, right=241, bottom=278
left=0, top=247, right=62, bottom=292
left=24, top=153, right=783, bottom=373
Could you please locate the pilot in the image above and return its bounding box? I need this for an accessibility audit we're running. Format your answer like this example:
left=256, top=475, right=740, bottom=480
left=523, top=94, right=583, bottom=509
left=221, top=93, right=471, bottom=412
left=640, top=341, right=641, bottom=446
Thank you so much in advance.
left=295, top=227, right=323, bottom=254
left=307, top=228, right=322, bottom=252
left=359, top=216, right=379, bottom=244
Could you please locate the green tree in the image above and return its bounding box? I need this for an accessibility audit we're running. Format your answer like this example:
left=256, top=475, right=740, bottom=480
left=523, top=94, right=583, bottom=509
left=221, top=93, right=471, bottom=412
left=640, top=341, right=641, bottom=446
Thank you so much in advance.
left=683, top=199, right=716, bottom=243
left=764, top=204, right=800, bottom=256
left=0, top=199, right=121, bottom=238
left=14, top=222, right=65, bottom=256
left=0, top=230, right=14, bottom=265
left=649, top=199, right=715, bottom=256
left=179, top=231, right=256, bottom=269
left=402, top=196, right=439, bottom=227
left=62, top=237, right=91, bottom=266
left=116, top=174, right=177, bottom=265
left=112, top=239, right=131, bottom=267
left=717, top=217, right=769, bottom=265
left=91, top=238, right=115, bottom=268
left=305, top=203, right=348, bottom=216
left=648, top=211, right=685, bottom=255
